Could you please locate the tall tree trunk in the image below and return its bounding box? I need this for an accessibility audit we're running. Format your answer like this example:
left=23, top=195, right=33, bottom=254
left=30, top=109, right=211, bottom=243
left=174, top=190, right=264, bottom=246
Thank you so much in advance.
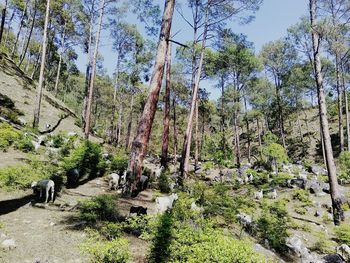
left=336, top=55, right=344, bottom=152
left=11, top=0, right=28, bottom=58
left=275, top=76, right=286, bottom=148
left=32, top=0, right=50, bottom=129
left=3, top=8, right=14, bottom=47
left=194, top=97, right=199, bottom=169
left=173, top=94, right=177, bottom=165
left=124, top=0, right=175, bottom=195
left=244, top=98, right=251, bottom=163
left=19, top=0, right=37, bottom=67
left=0, top=0, right=7, bottom=44
left=116, top=102, right=123, bottom=146
left=84, top=0, right=105, bottom=139
left=125, top=94, right=134, bottom=149
left=309, top=0, right=344, bottom=225
left=110, top=55, right=120, bottom=143
left=342, top=66, right=350, bottom=151
left=220, top=74, right=226, bottom=151
left=82, top=0, right=95, bottom=132
left=54, top=24, right=66, bottom=95
left=234, top=97, right=241, bottom=168
left=179, top=7, right=209, bottom=182
left=161, top=41, right=172, bottom=167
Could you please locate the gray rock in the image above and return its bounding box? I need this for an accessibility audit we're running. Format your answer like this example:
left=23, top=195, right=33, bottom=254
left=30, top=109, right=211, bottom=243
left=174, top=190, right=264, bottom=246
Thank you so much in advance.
left=314, top=210, right=322, bottom=217
left=306, top=179, right=322, bottom=194
left=322, top=254, right=345, bottom=263
left=1, top=239, right=16, bottom=250
left=237, top=213, right=252, bottom=228
left=311, top=165, right=327, bottom=176
left=337, top=244, right=350, bottom=262
left=286, top=236, right=312, bottom=260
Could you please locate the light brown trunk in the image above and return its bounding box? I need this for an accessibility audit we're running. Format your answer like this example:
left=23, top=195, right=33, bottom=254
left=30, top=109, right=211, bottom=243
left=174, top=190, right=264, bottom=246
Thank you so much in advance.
left=161, top=41, right=172, bottom=167
left=54, top=24, right=65, bottom=95
left=116, top=102, right=123, bottom=146
left=84, top=0, right=105, bottom=139
left=125, top=94, right=134, bottom=149
left=342, top=66, right=350, bottom=151
left=310, top=0, right=344, bottom=225
left=124, top=0, right=175, bottom=195
left=32, top=0, right=50, bottom=129
left=194, top=97, right=199, bottom=169
left=180, top=7, right=209, bottom=181
left=0, top=0, right=7, bottom=44
left=234, top=99, right=241, bottom=168
left=173, top=94, right=178, bottom=165
left=336, top=55, right=344, bottom=152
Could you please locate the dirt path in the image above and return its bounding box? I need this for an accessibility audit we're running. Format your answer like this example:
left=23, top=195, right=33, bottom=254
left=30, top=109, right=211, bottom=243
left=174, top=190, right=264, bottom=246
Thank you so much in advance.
left=0, top=177, right=154, bottom=263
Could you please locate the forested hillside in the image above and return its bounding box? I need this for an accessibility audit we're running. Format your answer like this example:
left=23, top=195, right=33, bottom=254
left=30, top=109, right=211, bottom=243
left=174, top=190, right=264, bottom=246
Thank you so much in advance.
left=0, top=0, right=349, bottom=262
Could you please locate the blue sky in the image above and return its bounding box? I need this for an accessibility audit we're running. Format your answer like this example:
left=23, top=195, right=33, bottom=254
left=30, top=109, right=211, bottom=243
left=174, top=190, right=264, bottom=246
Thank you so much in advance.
left=76, top=0, right=308, bottom=100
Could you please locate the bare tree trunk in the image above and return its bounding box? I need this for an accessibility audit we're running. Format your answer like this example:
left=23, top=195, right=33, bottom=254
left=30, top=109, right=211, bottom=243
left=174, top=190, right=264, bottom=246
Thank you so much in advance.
left=0, top=0, right=7, bottom=45
left=124, top=0, right=175, bottom=195
left=125, top=94, right=134, bottom=149
left=234, top=97, right=241, bottom=168
left=179, top=7, right=209, bottom=182
left=244, top=98, right=251, bottom=163
left=54, top=24, right=66, bottom=95
left=84, top=0, right=105, bottom=139
left=110, top=56, right=120, bottom=143
left=275, top=76, right=286, bottom=148
left=194, top=97, right=199, bottom=169
left=3, top=7, right=14, bottom=46
left=19, top=0, right=37, bottom=67
left=82, top=0, right=95, bottom=132
left=173, top=94, right=177, bottom=165
left=116, top=102, right=123, bottom=146
left=32, top=0, right=50, bottom=129
left=160, top=41, right=172, bottom=167
left=309, top=0, right=344, bottom=225
left=11, top=0, right=28, bottom=58
left=336, top=55, right=344, bottom=152
left=342, top=66, right=350, bottom=151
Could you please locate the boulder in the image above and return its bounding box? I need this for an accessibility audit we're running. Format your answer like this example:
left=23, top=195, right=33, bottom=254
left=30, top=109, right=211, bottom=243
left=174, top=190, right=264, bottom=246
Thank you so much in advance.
left=1, top=239, right=16, bottom=250
left=322, top=254, right=345, bottom=263
left=311, top=165, right=327, bottom=176
left=337, top=244, right=350, bottom=262
left=286, top=235, right=319, bottom=262
left=305, top=179, right=322, bottom=194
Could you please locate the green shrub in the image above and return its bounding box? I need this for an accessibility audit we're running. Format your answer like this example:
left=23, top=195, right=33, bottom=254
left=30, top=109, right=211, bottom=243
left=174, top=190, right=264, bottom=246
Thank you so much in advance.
left=62, top=140, right=103, bottom=177
left=334, top=225, right=350, bottom=244
left=0, top=123, right=22, bottom=151
left=100, top=223, right=123, bottom=241
left=0, top=165, right=48, bottom=190
left=256, top=200, right=290, bottom=252
left=78, top=195, right=119, bottom=224
left=202, top=161, right=214, bottom=171
left=294, top=206, right=307, bottom=215
left=51, top=132, right=66, bottom=148
left=292, top=189, right=312, bottom=205
left=110, top=151, right=129, bottom=174
left=311, top=232, right=334, bottom=254
left=14, top=136, right=34, bottom=152
left=81, top=231, right=131, bottom=263
left=159, top=169, right=171, bottom=193
left=338, top=152, right=350, bottom=183
left=122, top=215, right=155, bottom=240
left=270, top=172, right=293, bottom=187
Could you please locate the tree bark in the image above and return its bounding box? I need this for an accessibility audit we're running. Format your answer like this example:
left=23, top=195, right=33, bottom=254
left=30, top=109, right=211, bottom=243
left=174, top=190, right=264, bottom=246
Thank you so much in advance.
left=110, top=55, right=120, bottom=143
left=179, top=7, right=209, bottom=182
left=84, top=0, right=105, bottom=139
left=234, top=97, right=241, bottom=168
left=309, top=0, right=344, bottom=225
left=194, top=97, right=199, bottom=169
left=342, top=65, right=350, bottom=151
left=125, top=94, right=134, bottom=149
left=116, top=102, right=123, bottom=146
left=32, top=0, right=50, bottom=129
left=335, top=55, right=344, bottom=152
left=11, top=0, right=28, bottom=58
left=160, top=41, right=172, bottom=167
left=54, top=24, right=66, bottom=95
left=0, top=0, right=7, bottom=45
left=124, top=0, right=175, bottom=196
left=19, top=0, right=37, bottom=67
left=173, top=94, right=178, bottom=165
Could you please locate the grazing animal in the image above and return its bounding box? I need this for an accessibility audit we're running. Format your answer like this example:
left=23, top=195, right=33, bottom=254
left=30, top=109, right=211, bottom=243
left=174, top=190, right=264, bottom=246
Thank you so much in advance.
left=67, top=131, right=77, bottom=137
left=108, top=173, right=120, bottom=190
left=129, top=206, right=148, bottom=216
left=155, top=193, right=178, bottom=214
left=31, top=180, right=55, bottom=203
left=139, top=175, right=149, bottom=191
left=45, top=123, right=51, bottom=129
left=254, top=189, right=263, bottom=200
left=247, top=173, right=254, bottom=183
left=268, top=189, right=277, bottom=199
left=66, top=168, right=80, bottom=186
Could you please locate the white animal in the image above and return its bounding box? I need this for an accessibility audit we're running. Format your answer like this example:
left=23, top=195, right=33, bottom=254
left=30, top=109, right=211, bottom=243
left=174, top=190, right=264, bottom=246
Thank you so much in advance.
left=155, top=193, right=178, bottom=214
left=243, top=176, right=249, bottom=184
left=108, top=173, right=120, bottom=190
left=247, top=173, right=254, bottom=183
left=254, top=189, right=263, bottom=200
left=67, top=131, right=77, bottom=137
left=268, top=189, right=277, bottom=199
left=31, top=180, right=55, bottom=203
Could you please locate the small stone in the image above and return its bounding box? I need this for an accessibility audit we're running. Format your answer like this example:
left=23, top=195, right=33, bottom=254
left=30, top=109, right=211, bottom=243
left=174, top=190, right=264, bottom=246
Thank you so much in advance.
left=49, top=222, right=55, bottom=226
left=1, top=239, right=16, bottom=250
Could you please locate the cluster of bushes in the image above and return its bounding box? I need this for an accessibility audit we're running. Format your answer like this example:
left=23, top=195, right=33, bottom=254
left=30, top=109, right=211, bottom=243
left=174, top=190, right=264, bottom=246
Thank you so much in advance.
left=110, top=150, right=129, bottom=175
left=0, top=123, right=22, bottom=151
left=337, top=151, right=350, bottom=183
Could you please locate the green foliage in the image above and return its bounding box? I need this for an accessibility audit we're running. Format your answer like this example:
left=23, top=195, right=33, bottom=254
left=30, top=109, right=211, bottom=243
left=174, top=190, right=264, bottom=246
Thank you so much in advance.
left=0, top=164, right=47, bottom=190
left=51, top=132, right=66, bottom=148
left=263, top=131, right=279, bottom=145
left=256, top=200, right=290, bottom=252
left=81, top=230, right=131, bottom=263
left=78, top=195, right=119, bottom=224
left=292, top=189, right=312, bottom=205
left=202, top=161, right=214, bottom=171
left=62, top=140, right=103, bottom=177
left=159, top=169, right=171, bottom=193
left=338, top=151, right=350, bottom=183
left=262, top=143, right=288, bottom=168
left=14, top=136, right=34, bottom=152
left=334, top=225, right=350, bottom=244
left=122, top=215, right=155, bottom=240
left=270, top=172, right=293, bottom=187
left=0, top=123, right=22, bottom=151
left=110, top=150, right=129, bottom=174
left=100, top=223, right=123, bottom=241
left=311, top=232, right=334, bottom=254
left=294, top=206, right=307, bottom=215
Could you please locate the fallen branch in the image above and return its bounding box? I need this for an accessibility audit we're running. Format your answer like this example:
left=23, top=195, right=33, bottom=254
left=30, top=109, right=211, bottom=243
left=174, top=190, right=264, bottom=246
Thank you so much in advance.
left=39, top=114, right=69, bottom=134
